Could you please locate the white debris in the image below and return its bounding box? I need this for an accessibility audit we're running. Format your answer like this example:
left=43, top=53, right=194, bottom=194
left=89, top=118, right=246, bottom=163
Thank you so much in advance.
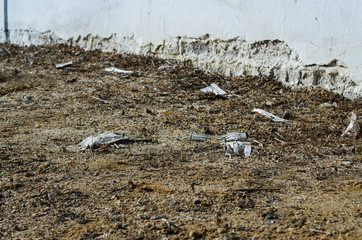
left=218, top=132, right=248, bottom=141
left=224, top=141, right=251, bottom=159
left=244, top=144, right=252, bottom=157
left=79, top=132, right=147, bottom=150
left=56, top=61, right=73, bottom=69
left=341, top=112, right=358, bottom=137
left=104, top=67, right=133, bottom=74
left=189, top=133, right=210, bottom=141
left=319, top=102, right=338, bottom=108
left=265, top=101, right=274, bottom=107
left=341, top=161, right=351, bottom=166
left=252, top=108, right=288, bottom=122
left=200, top=83, right=227, bottom=95
left=157, top=65, right=173, bottom=71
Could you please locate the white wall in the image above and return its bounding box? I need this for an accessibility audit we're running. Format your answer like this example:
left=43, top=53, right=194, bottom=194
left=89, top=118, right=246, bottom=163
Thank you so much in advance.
left=1, top=0, right=361, bottom=98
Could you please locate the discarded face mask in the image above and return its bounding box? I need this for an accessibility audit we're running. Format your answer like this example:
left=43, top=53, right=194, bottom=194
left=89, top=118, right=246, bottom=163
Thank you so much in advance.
left=252, top=108, right=288, bottom=122
left=79, top=132, right=148, bottom=150
left=224, top=141, right=252, bottom=159
left=200, top=83, right=227, bottom=96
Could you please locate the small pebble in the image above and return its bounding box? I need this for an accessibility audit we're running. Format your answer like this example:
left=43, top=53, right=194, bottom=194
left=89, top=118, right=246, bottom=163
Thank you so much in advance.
left=266, top=101, right=273, bottom=106
left=341, top=161, right=351, bottom=166
left=283, top=111, right=291, bottom=120
left=189, top=231, right=201, bottom=239
left=170, top=201, right=179, bottom=206
left=114, top=222, right=123, bottom=229
left=193, top=198, right=201, bottom=204
left=25, top=94, right=32, bottom=100
left=319, top=102, right=337, bottom=108
left=21, top=95, right=32, bottom=103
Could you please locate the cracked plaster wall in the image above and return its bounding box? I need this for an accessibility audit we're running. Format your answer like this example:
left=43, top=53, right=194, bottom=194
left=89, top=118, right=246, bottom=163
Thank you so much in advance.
left=0, top=0, right=361, bottom=99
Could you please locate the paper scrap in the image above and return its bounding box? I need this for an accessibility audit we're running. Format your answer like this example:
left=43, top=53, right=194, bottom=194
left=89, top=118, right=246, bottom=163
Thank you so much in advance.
left=252, top=108, right=288, bottom=122
left=104, top=67, right=133, bottom=74
left=201, top=83, right=227, bottom=95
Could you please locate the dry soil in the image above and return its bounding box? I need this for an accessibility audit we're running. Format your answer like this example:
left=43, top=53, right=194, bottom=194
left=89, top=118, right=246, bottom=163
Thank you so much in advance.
left=0, top=43, right=361, bottom=239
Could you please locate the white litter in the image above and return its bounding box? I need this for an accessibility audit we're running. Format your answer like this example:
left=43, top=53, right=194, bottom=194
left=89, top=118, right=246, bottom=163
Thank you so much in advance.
left=341, top=112, right=358, bottom=137
left=200, top=83, right=227, bottom=95
left=319, top=102, right=338, bottom=108
left=224, top=141, right=251, bottom=159
left=79, top=132, right=147, bottom=150
left=178, top=133, right=209, bottom=141
left=218, top=132, right=248, bottom=141
left=244, top=144, right=252, bottom=157
left=104, top=67, right=133, bottom=74
left=157, top=65, right=173, bottom=71
left=189, top=133, right=210, bottom=141
left=252, top=108, right=288, bottom=122
left=56, top=61, right=73, bottom=69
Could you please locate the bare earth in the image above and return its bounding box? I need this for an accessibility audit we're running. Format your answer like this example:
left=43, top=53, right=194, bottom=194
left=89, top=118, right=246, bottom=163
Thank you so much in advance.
left=0, top=44, right=361, bottom=239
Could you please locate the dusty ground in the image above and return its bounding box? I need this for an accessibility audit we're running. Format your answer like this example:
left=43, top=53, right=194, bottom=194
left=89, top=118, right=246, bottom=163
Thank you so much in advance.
left=0, top=43, right=361, bottom=240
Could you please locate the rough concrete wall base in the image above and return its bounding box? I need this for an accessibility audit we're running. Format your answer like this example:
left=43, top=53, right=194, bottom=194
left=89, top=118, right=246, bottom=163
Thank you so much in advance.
left=3, top=30, right=140, bottom=54
left=142, top=36, right=361, bottom=100
left=3, top=30, right=361, bottom=99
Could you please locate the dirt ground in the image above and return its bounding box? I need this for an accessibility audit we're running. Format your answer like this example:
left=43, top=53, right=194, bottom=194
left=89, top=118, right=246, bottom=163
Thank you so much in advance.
left=0, top=43, right=361, bottom=240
